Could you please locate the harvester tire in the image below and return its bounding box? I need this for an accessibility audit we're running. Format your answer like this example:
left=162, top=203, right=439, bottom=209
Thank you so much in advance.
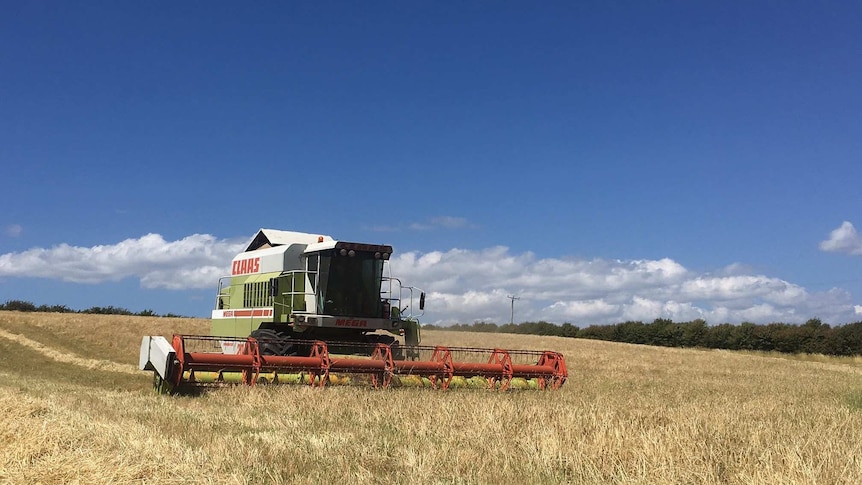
left=360, top=334, right=405, bottom=359
left=250, top=328, right=292, bottom=356
left=153, top=373, right=174, bottom=395
left=390, top=342, right=405, bottom=360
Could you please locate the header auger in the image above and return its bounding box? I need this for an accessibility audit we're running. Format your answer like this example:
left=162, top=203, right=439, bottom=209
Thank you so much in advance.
left=139, top=228, right=568, bottom=391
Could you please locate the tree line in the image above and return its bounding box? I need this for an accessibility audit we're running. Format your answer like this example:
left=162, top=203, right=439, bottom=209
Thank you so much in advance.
left=7, top=298, right=861, bottom=356
left=0, top=300, right=188, bottom=318
left=422, top=318, right=862, bottom=356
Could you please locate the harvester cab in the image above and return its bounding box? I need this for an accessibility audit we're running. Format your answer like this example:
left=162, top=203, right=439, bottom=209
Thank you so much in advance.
left=211, top=229, right=424, bottom=357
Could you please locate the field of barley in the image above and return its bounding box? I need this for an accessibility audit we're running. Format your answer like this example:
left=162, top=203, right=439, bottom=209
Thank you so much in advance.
left=1, top=311, right=862, bottom=484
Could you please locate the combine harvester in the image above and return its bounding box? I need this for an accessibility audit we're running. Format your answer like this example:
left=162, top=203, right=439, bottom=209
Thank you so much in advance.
left=140, top=229, right=567, bottom=392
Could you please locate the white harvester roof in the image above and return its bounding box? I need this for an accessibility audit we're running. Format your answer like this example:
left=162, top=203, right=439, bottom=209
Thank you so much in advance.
left=244, top=228, right=334, bottom=252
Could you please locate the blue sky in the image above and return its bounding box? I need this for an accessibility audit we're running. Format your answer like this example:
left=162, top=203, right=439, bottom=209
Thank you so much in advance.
left=2, top=2, right=861, bottom=325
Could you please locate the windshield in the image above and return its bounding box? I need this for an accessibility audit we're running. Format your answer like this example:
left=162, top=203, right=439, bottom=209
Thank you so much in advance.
left=318, top=251, right=384, bottom=318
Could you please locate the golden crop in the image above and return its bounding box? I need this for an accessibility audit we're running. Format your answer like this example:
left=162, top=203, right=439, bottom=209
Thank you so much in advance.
left=1, top=311, right=861, bottom=484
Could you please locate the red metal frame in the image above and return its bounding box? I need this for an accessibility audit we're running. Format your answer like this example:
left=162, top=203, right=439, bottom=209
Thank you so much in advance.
left=242, top=337, right=261, bottom=386
left=164, top=335, right=568, bottom=391
left=429, top=346, right=454, bottom=389
left=370, top=344, right=394, bottom=388
left=487, top=349, right=514, bottom=391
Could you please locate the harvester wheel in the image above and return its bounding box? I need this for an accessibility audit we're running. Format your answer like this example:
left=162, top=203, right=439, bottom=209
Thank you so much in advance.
left=390, top=342, right=404, bottom=361
left=153, top=373, right=174, bottom=395
left=363, top=334, right=404, bottom=359
left=250, top=328, right=293, bottom=356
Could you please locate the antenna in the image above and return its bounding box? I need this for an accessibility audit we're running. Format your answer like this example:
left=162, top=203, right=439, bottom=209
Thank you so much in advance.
left=507, top=294, right=520, bottom=325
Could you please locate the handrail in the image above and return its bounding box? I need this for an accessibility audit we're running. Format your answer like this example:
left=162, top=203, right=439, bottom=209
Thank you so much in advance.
left=276, top=270, right=318, bottom=314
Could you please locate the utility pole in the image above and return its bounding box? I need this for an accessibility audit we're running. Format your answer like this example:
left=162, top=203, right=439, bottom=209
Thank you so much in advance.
left=507, top=295, right=520, bottom=325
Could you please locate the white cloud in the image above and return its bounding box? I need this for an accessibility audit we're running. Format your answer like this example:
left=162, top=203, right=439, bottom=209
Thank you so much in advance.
left=820, top=221, right=862, bottom=255
left=679, top=276, right=807, bottom=305
left=1, top=233, right=859, bottom=325
left=620, top=296, right=665, bottom=322
left=429, top=216, right=472, bottom=229
left=371, top=216, right=476, bottom=232
left=0, top=233, right=245, bottom=289
left=392, top=247, right=859, bottom=325
left=4, top=224, right=23, bottom=238
left=409, top=217, right=468, bottom=231
left=547, top=299, right=619, bottom=319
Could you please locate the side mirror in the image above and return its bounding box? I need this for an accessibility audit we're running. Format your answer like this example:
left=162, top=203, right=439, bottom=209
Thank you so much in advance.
left=419, top=292, right=425, bottom=311
left=269, top=278, right=279, bottom=297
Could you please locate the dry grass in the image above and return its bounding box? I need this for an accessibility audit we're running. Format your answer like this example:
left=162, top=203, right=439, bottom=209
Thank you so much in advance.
left=2, top=311, right=862, bottom=484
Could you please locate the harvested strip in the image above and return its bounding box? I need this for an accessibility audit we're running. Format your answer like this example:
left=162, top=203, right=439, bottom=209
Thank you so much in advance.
left=0, top=328, right=138, bottom=375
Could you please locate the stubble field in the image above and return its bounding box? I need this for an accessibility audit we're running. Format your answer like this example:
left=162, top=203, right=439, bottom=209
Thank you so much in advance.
left=1, top=310, right=862, bottom=484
